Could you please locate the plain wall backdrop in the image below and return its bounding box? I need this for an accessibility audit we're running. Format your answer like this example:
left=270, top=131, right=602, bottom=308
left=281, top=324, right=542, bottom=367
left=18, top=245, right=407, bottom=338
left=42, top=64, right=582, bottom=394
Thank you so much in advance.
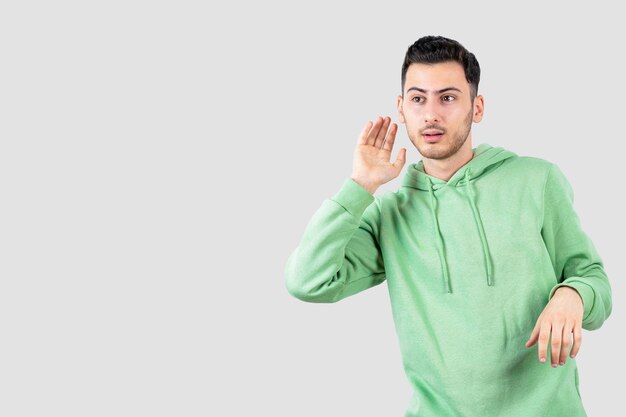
left=0, top=1, right=623, bottom=416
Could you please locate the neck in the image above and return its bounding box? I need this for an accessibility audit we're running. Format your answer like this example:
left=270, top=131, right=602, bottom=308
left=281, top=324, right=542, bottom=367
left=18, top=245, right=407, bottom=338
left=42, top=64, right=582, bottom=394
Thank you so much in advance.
left=422, top=139, right=474, bottom=182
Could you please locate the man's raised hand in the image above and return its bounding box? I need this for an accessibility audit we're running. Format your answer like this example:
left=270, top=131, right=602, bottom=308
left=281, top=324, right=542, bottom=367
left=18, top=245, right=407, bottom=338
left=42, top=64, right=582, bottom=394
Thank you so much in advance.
left=351, top=116, right=406, bottom=195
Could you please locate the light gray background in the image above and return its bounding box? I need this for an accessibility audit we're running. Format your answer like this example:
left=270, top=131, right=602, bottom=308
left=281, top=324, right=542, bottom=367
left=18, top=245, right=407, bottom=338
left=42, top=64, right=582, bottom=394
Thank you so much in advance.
left=0, top=1, right=622, bottom=416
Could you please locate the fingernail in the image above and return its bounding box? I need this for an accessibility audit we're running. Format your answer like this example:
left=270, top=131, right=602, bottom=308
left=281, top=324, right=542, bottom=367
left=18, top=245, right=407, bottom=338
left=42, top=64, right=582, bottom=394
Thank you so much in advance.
left=552, top=363, right=557, bottom=368
left=559, top=362, right=564, bottom=365
left=540, top=358, right=546, bottom=363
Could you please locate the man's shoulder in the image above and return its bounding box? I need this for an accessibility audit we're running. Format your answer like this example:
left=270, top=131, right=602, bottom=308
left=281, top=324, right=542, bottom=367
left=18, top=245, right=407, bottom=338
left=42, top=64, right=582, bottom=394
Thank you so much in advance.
left=507, top=154, right=554, bottom=171
left=501, top=155, right=557, bottom=184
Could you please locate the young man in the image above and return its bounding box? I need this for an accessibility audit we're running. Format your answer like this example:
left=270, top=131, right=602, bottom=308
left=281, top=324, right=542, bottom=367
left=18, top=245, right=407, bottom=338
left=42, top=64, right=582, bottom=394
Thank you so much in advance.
left=284, top=35, right=612, bottom=417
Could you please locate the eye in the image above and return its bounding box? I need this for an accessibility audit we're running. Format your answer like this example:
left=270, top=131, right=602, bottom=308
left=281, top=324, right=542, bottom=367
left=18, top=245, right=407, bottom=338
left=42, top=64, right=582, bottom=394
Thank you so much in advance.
left=411, top=96, right=424, bottom=103
left=442, top=95, right=456, bottom=102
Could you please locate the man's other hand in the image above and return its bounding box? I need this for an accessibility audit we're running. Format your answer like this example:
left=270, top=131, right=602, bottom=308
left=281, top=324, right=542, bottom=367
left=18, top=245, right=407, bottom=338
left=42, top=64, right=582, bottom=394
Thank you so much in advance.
left=525, top=286, right=584, bottom=367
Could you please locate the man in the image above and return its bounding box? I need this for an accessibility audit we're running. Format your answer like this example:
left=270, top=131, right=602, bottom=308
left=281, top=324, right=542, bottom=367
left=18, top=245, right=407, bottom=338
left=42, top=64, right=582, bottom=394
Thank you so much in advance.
left=284, top=35, right=612, bottom=417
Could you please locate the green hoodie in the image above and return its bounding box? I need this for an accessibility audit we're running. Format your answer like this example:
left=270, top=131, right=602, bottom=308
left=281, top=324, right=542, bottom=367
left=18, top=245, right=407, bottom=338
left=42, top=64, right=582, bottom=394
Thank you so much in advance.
left=285, top=143, right=612, bottom=417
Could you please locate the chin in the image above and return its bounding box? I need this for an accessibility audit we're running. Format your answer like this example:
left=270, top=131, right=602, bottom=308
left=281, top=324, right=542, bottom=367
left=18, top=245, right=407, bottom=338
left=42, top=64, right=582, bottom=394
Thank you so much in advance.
left=418, top=140, right=456, bottom=160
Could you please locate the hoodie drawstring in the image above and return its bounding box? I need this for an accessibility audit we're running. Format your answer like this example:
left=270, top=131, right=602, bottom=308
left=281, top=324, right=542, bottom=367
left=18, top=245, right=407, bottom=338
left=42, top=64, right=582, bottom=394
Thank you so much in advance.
left=464, top=169, right=494, bottom=287
left=426, top=169, right=494, bottom=293
left=427, top=177, right=451, bottom=293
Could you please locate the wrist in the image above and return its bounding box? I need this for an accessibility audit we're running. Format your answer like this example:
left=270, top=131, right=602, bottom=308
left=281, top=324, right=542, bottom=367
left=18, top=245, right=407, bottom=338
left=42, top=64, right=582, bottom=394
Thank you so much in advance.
left=350, top=176, right=379, bottom=195
left=556, top=286, right=583, bottom=303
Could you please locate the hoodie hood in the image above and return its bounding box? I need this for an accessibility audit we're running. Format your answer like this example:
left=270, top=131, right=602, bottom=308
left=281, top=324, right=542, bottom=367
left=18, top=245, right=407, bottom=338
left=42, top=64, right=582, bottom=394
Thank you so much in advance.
left=400, top=143, right=518, bottom=293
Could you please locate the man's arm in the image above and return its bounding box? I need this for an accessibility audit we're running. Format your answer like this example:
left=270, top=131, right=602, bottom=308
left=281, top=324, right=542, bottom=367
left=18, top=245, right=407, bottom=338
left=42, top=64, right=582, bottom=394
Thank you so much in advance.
left=285, top=116, right=404, bottom=303
left=542, top=163, right=612, bottom=330
left=284, top=178, right=386, bottom=303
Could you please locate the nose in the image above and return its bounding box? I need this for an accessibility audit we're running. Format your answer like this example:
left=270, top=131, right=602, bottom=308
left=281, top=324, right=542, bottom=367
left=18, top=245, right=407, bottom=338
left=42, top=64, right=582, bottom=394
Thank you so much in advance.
left=422, top=100, right=442, bottom=125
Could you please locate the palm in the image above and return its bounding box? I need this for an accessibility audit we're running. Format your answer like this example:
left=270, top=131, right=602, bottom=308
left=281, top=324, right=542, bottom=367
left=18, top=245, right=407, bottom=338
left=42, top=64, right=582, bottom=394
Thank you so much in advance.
left=354, top=144, right=396, bottom=184
left=352, top=116, right=406, bottom=188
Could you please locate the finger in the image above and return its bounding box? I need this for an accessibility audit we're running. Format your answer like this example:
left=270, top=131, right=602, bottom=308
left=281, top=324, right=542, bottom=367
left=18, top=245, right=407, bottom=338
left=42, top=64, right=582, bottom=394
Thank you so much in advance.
left=550, top=321, right=563, bottom=367
left=381, top=123, right=398, bottom=151
left=570, top=323, right=582, bottom=358
left=559, top=321, right=574, bottom=366
left=537, top=321, right=550, bottom=363
left=392, top=148, right=406, bottom=170
left=374, top=117, right=391, bottom=148
left=358, top=121, right=373, bottom=145
left=366, top=116, right=384, bottom=146
left=525, top=319, right=541, bottom=348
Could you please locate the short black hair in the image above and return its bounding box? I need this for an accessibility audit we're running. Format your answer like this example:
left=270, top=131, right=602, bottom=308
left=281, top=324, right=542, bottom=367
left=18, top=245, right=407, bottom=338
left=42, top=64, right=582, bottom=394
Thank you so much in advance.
left=401, top=35, right=481, bottom=102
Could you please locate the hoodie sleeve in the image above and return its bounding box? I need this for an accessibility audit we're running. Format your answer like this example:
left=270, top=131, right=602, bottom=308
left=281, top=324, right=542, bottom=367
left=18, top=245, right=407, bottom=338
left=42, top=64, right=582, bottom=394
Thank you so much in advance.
left=284, top=177, right=386, bottom=303
left=542, top=163, right=612, bottom=330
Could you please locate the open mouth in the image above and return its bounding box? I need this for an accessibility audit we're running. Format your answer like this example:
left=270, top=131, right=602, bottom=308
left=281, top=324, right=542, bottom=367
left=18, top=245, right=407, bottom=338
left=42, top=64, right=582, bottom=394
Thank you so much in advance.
left=423, top=133, right=444, bottom=142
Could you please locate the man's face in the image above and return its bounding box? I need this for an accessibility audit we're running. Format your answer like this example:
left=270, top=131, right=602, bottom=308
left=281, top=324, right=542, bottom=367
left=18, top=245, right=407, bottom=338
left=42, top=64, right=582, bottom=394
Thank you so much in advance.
left=397, top=61, right=484, bottom=160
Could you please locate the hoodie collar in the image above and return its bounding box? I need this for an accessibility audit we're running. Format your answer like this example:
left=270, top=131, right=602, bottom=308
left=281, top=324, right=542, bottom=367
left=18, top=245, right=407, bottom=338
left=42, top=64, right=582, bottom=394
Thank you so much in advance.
left=400, top=143, right=516, bottom=190
left=400, top=143, right=518, bottom=294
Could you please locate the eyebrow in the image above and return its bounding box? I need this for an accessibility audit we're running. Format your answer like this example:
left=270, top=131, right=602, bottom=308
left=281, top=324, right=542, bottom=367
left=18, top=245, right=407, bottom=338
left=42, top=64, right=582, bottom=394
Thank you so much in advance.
left=406, top=86, right=463, bottom=94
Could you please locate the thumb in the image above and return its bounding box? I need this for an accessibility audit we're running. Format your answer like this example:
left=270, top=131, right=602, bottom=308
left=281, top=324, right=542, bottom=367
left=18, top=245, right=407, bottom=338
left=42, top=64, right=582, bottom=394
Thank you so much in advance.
left=393, top=148, right=406, bottom=170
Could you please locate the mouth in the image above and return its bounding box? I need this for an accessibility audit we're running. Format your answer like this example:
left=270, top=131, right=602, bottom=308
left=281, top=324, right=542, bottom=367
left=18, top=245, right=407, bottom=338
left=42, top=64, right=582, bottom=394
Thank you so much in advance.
left=423, top=133, right=444, bottom=143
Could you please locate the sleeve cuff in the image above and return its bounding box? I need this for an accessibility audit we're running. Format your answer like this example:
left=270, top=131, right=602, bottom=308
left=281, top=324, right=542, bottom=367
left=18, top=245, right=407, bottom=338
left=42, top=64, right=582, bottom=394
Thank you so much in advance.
left=331, top=178, right=375, bottom=218
left=549, top=279, right=596, bottom=321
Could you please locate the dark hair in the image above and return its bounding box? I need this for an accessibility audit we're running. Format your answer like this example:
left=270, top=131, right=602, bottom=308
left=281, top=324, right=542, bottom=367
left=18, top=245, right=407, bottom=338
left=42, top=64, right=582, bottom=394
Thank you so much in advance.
left=401, top=35, right=481, bottom=102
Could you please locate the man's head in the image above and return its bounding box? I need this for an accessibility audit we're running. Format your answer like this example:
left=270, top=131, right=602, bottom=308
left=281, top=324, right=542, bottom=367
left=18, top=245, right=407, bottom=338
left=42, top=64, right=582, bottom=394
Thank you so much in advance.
left=397, top=35, right=484, bottom=161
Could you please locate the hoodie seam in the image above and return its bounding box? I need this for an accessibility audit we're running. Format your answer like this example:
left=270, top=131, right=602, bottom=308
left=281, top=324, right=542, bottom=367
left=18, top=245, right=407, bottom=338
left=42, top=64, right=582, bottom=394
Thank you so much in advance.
left=341, top=270, right=387, bottom=287
left=330, top=195, right=384, bottom=253
left=329, top=199, right=363, bottom=223
left=402, top=158, right=510, bottom=190
left=372, top=197, right=383, bottom=243
left=540, top=163, right=554, bottom=230
left=460, top=159, right=508, bottom=186
left=329, top=201, right=351, bottom=220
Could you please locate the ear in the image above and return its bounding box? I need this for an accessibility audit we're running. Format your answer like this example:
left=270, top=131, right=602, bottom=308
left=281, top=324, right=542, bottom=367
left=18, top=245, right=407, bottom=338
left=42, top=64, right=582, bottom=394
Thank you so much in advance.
left=397, top=95, right=406, bottom=124
left=472, top=95, right=484, bottom=123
